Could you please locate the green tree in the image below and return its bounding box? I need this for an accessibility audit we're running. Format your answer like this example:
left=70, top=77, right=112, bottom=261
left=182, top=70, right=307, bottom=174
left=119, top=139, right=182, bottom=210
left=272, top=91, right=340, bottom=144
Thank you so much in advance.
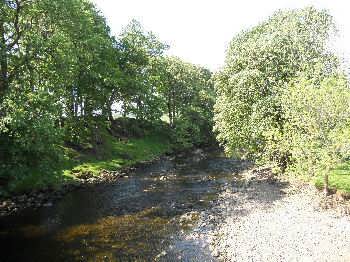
left=117, top=20, right=168, bottom=121
left=158, top=56, right=215, bottom=147
left=0, top=0, right=119, bottom=176
left=0, top=1, right=216, bottom=189
left=214, top=7, right=338, bottom=170
left=281, top=75, right=350, bottom=194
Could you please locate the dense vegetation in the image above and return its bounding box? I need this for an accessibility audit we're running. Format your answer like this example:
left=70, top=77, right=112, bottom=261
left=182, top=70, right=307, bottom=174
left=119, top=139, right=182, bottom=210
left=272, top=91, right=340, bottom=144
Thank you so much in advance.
left=1, top=2, right=350, bottom=196
left=214, top=7, right=350, bottom=194
left=0, top=0, right=214, bottom=194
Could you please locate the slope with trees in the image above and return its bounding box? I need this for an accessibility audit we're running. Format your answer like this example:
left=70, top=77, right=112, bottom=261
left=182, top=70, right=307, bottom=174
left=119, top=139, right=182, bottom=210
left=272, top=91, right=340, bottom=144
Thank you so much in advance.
left=0, top=0, right=214, bottom=194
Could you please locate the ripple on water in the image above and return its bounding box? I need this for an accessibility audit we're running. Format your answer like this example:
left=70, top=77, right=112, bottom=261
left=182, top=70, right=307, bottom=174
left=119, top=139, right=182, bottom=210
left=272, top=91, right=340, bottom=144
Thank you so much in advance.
left=0, top=150, right=248, bottom=261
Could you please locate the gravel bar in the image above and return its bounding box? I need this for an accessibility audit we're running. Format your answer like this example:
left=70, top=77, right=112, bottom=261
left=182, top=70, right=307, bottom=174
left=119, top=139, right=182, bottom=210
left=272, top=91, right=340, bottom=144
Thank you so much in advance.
left=207, top=169, right=350, bottom=262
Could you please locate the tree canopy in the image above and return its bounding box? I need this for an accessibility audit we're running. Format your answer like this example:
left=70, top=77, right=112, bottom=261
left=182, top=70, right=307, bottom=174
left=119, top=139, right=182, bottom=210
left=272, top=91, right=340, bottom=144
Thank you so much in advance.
left=0, top=0, right=214, bottom=186
left=214, top=7, right=340, bottom=168
left=1, top=2, right=350, bottom=195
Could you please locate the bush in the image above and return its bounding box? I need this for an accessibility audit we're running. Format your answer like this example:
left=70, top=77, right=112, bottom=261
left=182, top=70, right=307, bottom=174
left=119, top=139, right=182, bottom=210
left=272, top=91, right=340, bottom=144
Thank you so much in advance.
left=172, top=109, right=215, bottom=149
left=172, top=119, right=201, bottom=149
left=0, top=91, right=63, bottom=183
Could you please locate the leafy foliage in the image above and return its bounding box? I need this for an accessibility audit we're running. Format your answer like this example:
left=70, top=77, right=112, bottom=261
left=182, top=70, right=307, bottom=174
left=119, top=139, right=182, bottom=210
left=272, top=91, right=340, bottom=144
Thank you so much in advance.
left=158, top=57, right=215, bottom=148
left=214, top=7, right=339, bottom=166
left=214, top=6, right=350, bottom=192
left=0, top=90, right=62, bottom=180
left=280, top=76, right=350, bottom=191
left=0, top=0, right=214, bottom=190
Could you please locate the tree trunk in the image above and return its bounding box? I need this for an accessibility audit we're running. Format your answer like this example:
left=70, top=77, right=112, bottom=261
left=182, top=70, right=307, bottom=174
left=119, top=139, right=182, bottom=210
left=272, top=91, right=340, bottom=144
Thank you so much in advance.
left=0, top=20, right=8, bottom=98
left=69, top=87, right=75, bottom=116
left=171, top=88, right=176, bottom=126
left=167, top=97, right=173, bottom=128
left=323, top=172, right=329, bottom=196
left=107, top=90, right=116, bottom=121
left=136, top=95, right=143, bottom=120
left=107, top=101, right=113, bottom=121
left=122, top=102, right=127, bottom=118
left=74, top=98, right=78, bottom=117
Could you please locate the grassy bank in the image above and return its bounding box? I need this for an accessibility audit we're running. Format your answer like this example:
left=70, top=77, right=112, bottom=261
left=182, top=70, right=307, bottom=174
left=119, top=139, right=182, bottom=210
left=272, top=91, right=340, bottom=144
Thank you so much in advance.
left=5, top=130, right=172, bottom=194
left=314, top=162, right=350, bottom=194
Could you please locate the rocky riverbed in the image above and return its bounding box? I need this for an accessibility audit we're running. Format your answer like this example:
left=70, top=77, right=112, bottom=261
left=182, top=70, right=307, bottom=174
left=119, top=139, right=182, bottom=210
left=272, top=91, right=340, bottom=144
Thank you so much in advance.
left=1, top=150, right=350, bottom=261
left=198, top=168, right=350, bottom=261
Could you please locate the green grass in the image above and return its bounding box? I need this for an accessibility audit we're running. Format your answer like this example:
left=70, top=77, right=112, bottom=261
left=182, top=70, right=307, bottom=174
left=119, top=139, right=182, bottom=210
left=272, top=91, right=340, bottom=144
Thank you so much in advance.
left=314, top=162, right=350, bottom=193
left=70, top=133, right=172, bottom=176
left=7, top=131, right=172, bottom=194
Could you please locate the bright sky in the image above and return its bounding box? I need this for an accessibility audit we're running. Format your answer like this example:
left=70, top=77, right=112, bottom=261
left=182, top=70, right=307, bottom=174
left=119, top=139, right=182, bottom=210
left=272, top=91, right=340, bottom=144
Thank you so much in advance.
left=92, top=0, right=350, bottom=71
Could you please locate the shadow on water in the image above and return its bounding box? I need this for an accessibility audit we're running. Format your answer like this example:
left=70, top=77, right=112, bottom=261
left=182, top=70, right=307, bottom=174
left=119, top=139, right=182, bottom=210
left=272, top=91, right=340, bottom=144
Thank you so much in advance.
left=0, top=150, right=250, bottom=262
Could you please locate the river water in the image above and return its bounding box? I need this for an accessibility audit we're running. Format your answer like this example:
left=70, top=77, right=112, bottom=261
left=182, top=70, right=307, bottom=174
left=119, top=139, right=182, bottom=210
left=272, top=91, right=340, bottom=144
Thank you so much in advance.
left=0, top=150, right=247, bottom=261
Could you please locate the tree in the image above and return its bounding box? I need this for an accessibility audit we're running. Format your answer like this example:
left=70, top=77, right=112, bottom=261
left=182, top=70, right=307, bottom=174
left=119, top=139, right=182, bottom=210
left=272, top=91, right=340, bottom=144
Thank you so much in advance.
left=0, top=0, right=120, bottom=175
left=0, top=1, right=216, bottom=187
left=214, top=7, right=339, bottom=170
left=281, top=75, right=350, bottom=194
left=158, top=56, right=215, bottom=147
left=117, top=20, right=168, bottom=121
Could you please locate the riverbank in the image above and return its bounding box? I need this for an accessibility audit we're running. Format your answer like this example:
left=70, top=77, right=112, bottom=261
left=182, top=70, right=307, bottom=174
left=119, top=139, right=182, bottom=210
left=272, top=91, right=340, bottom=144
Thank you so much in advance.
left=0, top=131, right=174, bottom=216
left=0, top=148, right=224, bottom=261
left=203, top=168, right=350, bottom=261
left=2, top=150, right=350, bottom=261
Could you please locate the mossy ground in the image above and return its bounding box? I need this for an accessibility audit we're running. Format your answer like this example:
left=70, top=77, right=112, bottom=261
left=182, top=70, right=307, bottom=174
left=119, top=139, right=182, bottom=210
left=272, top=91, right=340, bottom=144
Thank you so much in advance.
left=7, top=131, right=172, bottom=194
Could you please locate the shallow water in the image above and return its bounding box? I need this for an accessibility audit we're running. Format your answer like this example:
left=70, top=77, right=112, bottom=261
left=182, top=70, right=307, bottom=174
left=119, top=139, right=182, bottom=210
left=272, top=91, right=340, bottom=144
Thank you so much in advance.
left=0, top=150, right=245, bottom=261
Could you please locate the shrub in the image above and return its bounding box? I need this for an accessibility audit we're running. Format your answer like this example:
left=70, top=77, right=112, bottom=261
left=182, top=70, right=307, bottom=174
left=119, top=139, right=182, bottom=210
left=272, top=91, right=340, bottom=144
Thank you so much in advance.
left=0, top=91, right=62, bottom=183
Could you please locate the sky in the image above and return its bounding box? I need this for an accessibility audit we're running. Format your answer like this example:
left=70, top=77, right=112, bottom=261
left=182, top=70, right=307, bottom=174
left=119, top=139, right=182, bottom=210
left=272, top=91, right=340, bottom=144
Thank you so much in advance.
left=92, top=0, right=350, bottom=71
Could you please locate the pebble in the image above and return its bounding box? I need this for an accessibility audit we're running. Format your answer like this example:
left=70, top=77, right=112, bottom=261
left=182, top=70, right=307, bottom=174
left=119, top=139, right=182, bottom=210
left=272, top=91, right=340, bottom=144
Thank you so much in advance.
left=205, top=168, right=350, bottom=262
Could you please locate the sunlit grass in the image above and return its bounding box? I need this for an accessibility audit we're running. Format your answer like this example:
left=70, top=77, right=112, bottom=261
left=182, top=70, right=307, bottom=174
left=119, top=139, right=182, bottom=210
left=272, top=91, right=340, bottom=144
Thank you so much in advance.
left=8, top=131, right=172, bottom=193
left=314, top=162, right=350, bottom=193
left=70, top=134, right=172, bottom=176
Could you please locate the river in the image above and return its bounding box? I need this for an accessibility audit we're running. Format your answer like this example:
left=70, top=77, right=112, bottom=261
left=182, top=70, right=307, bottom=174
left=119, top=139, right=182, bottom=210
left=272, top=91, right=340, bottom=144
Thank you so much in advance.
left=0, top=150, right=247, bottom=261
